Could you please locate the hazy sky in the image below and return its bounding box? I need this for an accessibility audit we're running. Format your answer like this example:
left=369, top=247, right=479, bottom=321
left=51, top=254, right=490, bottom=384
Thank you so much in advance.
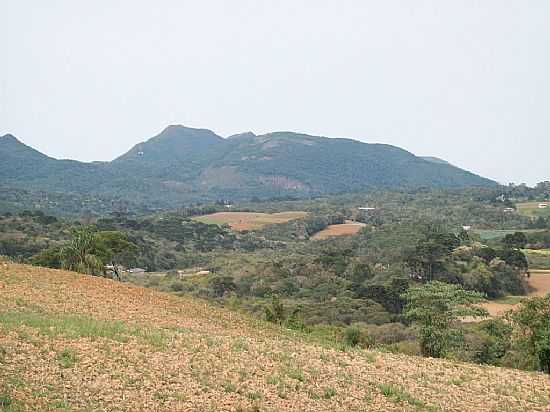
left=1, top=1, right=548, bottom=185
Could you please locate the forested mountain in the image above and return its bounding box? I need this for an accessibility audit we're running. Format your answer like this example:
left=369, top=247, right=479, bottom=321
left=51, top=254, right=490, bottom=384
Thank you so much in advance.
left=0, top=126, right=495, bottom=209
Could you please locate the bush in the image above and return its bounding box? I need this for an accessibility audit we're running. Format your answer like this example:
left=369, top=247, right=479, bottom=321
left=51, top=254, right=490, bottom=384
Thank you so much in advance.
left=343, top=325, right=373, bottom=348
left=343, top=326, right=362, bottom=347
left=367, top=323, right=415, bottom=345
left=381, top=340, right=421, bottom=356
left=170, top=281, right=184, bottom=292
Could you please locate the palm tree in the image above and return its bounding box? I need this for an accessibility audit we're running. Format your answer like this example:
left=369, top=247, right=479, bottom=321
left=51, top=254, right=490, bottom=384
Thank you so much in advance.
left=60, top=227, right=104, bottom=275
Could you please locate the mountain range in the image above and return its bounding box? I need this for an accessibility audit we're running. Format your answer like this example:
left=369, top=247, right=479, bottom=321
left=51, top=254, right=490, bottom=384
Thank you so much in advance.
left=0, top=125, right=495, bottom=210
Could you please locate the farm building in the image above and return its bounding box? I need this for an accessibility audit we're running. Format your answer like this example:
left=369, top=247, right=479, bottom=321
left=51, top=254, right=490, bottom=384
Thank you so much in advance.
left=128, top=268, right=146, bottom=274
left=196, top=270, right=211, bottom=276
left=503, top=207, right=515, bottom=213
left=539, top=203, right=548, bottom=209
left=358, top=207, right=376, bottom=211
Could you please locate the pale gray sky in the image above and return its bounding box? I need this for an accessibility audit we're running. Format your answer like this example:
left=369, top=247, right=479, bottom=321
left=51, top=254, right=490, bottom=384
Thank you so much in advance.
left=1, top=1, right=548, bottom=185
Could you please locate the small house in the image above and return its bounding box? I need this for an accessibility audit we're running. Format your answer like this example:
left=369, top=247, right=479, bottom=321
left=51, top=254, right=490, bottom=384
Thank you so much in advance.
left=503, top=208, right=515, bottom=213
left=539, top=203, right=548, bottom=209
left=128, top=268, right=146, bottom=275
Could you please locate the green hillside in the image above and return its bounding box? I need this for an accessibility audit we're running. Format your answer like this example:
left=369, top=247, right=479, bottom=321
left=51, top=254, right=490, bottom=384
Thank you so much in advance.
left=0, top=127, right=495, bottom=210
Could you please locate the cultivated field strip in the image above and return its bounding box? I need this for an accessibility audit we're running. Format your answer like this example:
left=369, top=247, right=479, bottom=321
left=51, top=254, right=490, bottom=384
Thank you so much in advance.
left=1, top=262, right=549, bottom=411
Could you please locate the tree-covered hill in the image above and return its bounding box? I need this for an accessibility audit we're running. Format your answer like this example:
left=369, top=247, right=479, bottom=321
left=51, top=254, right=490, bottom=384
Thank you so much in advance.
left=0, top=126, right=496, bottom=209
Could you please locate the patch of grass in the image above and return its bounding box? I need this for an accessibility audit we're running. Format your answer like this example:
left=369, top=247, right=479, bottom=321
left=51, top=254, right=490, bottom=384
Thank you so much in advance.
left=232, top=338, right=249, bottom=353
left=360, top=351, right=377, bottom=363
left=48, top=400, right=71, bottom=410
left=493, top=296, right=525, bottom=305
left=222, top=381, right=237, bottom=393
left=57, top=348, right=78, bottom=368
left=246, top=391, right=262, bottom=401
left=6, top=377, right=24, bottom=389
left=0, top=309, right=168, bottom=349
left=0, top=392, right=23, bottom=412
left=323, top=387, right=337, bottom=399
left=266, top=375, right=281, bottom=386
left=379, top=383, right=424, bottom=407
left=286, top=367, right=305, bottom=382
left=307, top=389, right=321, bottom=400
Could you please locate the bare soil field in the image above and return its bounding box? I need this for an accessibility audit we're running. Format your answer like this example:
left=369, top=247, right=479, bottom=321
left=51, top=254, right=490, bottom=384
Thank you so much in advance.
left=528, top=269, right=550, bottom=296
left=479, top=270, right=550, bottom=317
left=311, top=220, right=367, bottom=240
left=193, top=211, right=308, bottom=231
left=2, top=262, right=549, bottom=411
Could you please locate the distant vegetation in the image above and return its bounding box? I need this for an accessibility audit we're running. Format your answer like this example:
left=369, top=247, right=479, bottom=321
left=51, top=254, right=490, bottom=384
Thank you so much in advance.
left=3, top=184, right=550, bottom=374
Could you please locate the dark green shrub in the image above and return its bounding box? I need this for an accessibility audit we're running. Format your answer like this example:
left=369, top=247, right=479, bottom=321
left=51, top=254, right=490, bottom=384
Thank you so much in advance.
left=343, top=325, right=372, bottom=348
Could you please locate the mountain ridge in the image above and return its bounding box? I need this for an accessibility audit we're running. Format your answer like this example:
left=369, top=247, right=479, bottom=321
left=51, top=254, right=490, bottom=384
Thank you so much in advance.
left=0, top=126, right=496, bottom=208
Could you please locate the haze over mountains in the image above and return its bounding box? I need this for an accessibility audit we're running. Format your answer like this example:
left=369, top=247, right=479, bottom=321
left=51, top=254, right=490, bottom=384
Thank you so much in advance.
left=0, top=126, right=495, bottom=209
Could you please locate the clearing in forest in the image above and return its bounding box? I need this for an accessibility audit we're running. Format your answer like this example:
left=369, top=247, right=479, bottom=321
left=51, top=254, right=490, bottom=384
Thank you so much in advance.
left=1, top=262, right=550, bottom=411
left=311, top=220, right=367, bottom=240
left=479, top=270, right=550, bottom=317
left=192, top=211, right=308, bottom=231
left=515, top=201, right=550, bottom=218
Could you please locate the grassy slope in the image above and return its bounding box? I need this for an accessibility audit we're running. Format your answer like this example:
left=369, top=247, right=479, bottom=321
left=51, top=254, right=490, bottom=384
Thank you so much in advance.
left=1, top=262, right=549, bottom=412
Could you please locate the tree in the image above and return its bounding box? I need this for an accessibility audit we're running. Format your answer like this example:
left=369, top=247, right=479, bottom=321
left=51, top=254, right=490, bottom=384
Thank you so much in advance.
left=58, top=226, right=137, bottom=278
left=405, top=227, right=460, bottom=282
left=208, top=275, right=237, bottom=297
left=402, top=282, right=488, bottom=358
left=405, top=240, right=450, bottom=282
left=476, top=246, right=497, bottom=263
left=359, top=277, right=409, bottom=314
left=498, top=248, right=528, bottom=273
left=30, top=247, right=63, bottom=269
left=508, top=295, right=550, bottom=374
left=60, top=227, right=104, bottom=275
left=264, top=295, right=302, bottom=329
left=94, top=230, right=138, bottom=275
left=502, top=232, right=528, bottom=249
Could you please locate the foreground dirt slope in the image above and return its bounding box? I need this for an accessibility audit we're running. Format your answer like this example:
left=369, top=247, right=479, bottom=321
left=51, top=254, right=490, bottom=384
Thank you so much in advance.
left=1, top=262, right=549, bottom=412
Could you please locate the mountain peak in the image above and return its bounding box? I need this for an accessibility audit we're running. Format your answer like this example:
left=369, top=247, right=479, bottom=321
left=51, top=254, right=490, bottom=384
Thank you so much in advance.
left=158, top=124, right=216, bottom=137
left=114, top=125, right=224, bottom=163
left=1, top=133, right=20, bottom=142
